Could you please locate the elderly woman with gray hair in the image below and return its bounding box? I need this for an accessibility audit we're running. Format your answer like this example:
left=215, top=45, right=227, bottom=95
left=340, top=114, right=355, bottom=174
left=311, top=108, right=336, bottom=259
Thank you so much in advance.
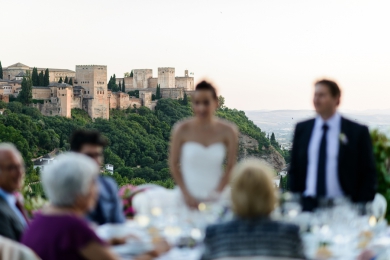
left=21, top=152, right=122, bottom=260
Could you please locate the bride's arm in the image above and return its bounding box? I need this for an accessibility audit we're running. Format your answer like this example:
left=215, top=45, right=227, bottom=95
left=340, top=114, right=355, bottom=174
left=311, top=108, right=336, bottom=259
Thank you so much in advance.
left=216, top=125, right=239, bottom=193
left=168, top=123, right=197, bottom=207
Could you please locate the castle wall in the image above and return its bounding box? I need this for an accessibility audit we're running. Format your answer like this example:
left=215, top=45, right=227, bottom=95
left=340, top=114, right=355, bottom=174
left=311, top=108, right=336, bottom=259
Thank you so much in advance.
left=76, top=65, right=109, bottom=119
left=148, top=78, right=158, bottom=88
left=161, top=87, right=184, bottom=99
left=124, top=77, right=133, bottom=91
left=32, top=87, right=51, bottom=99
left=175, top=77, right=194, bottom=91
left=71, top=97, right=82, bottom=109
left=56, top=86, right=72, bottom=118
left=0, top=94, right=9, bottom=103
left=133, top=69, right=152, bottom=89
left=158, top=68, right=175, bottom=88
left=139, top=91, right=152, bottom=108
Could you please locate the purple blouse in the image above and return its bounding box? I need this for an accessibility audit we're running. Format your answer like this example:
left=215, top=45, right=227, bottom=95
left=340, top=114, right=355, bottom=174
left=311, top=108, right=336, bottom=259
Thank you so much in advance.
left=21, top=214, right=105, bottom=260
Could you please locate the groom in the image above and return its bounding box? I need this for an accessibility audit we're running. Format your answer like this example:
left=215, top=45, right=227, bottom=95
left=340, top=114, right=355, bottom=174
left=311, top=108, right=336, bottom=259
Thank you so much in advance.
left=288, top=79, right=377, bottom=211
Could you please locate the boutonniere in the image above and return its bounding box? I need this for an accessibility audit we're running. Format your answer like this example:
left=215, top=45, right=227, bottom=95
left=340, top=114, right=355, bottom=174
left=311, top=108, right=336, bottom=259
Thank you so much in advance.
left=339, top=133, right=348, bottom=145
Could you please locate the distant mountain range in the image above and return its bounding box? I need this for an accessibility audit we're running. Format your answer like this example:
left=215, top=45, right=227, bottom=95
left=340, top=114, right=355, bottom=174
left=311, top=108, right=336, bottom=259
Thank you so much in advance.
left=245, top=109, right=390, bottom=149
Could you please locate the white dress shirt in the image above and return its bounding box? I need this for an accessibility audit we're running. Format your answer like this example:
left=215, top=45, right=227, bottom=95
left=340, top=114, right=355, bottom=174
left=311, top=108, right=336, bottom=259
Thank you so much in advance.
left=0, top=188, right=27, bottom=227
left=304, top=112, right=344, bottom=198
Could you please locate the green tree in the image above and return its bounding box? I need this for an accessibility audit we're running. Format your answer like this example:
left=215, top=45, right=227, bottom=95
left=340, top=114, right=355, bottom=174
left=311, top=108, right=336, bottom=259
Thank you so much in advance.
left=122, top=79, right=125, bottom=92
left=58, top=77, right=63, bottom=83
left=182, top=93, right=188, bottom=106
left=107, top=74, right=119, bottom=92
left=130, top=70, right=133, bottom=77
left=44, top=69, right=50, bottom=86
left=31, top=67, right=39, bottom=86
left=0, top=61, right=3, bottom=79
left=68, top=78, right=73, bottom=85
left=155, top=84, right=161, bottom=100
left=19, top=73, right=33, bottom=105
left=38, top=71, right=44, bottom=86
left=119, top=81, right=122, bottom=91
left=218, top=95, right=225, bottom=109
left=128, top=90, right=139, bottom=98
left=64, top=76, right=68, bottom=84
left=124, top=72, right=131, bottom=77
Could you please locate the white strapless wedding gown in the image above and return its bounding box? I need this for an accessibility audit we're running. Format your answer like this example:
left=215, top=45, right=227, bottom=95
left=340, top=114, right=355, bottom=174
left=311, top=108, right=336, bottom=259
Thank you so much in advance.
left=180, top=142, right=226, bottom=200
left=132, top=142, right=228, bottom=214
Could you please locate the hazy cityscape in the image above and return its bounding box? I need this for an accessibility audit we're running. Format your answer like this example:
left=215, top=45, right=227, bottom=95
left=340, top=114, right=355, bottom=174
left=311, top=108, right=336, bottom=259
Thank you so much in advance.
left=247, top=109, right=390, bottom=149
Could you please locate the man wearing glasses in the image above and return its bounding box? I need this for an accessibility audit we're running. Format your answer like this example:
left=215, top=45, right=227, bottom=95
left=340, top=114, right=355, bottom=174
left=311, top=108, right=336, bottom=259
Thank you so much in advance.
left=70, top=130, right=125, bottom=225
left=0, top=143, right=29, bottom=241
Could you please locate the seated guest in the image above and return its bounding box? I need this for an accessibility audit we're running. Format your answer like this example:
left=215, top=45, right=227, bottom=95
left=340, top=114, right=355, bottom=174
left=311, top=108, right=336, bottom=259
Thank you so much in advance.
left=70, top=130, right=125, bottom=225
left=0, top=235, right=40, bottom=260
left=21, top=153, right=119, bottom=260
left=0, top=143, right=29, bottom=241
left=201, top=159, right=305, bottom=260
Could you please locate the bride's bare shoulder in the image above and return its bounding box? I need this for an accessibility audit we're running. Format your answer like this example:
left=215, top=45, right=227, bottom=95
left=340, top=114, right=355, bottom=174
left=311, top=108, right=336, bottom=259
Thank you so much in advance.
left=216, top=118, right=239, bottom=135
left=172, top=118, right=195, bottom=133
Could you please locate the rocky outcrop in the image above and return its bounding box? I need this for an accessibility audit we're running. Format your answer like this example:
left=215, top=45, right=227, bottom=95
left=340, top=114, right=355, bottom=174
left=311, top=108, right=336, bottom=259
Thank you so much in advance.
left=238, top=133, right=286, bottom=172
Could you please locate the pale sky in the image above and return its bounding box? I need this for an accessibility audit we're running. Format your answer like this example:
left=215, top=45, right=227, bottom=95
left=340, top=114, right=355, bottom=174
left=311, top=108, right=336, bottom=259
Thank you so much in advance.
left=1, top=0, right=390, bottom=111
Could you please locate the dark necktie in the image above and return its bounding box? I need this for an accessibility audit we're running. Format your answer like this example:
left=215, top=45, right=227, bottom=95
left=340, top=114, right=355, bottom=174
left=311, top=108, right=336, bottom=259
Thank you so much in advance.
left=15, top=199, right=29, bottom=225
left=316, top=124, right=329, bottom=197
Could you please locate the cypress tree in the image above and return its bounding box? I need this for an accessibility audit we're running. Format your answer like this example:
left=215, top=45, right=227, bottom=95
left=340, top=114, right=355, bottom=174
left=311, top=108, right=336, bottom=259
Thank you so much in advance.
left=271, top=132, right=276, bottom=142
left=122, top=79, right=125, bottom=92
left=119, top=81, right=122, bottom=91
left=32, top=67, right=39, bottom=86
left=19, top=71, right=33, bottom=105
left=69, top=78, right=73, bottom=85
left=64, top=76, right=68, bottom=84
left=0, top=61, right=3, bottom=79
left=156, top=84, right=161, bottom=100
left=44, top=68, right=50, bottom=86
left=58, top=77, right=63, bottom=83
left=38, top=71, right=44, bottom=86
left=130, top=70, right=133, bottom=77
left=182, top=92, right=188, bottom=105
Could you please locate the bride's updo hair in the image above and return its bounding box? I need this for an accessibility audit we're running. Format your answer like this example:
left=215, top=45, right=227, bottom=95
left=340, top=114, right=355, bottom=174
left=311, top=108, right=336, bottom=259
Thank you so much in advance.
left=195, top=81, right=218, bottom=100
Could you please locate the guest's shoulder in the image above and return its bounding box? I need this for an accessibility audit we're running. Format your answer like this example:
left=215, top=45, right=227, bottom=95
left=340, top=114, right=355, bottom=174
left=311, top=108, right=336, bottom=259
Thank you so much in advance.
left=270, top=220, right=300, bottom=233
left=205, top=219, right=242, bottom=234
left=99, top=175, right=119, bottom=189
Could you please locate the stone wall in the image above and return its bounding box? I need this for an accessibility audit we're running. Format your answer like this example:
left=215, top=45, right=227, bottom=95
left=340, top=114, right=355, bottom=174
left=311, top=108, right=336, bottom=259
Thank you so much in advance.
left=161, top=87, right=184, bottom=99
left=133, top=69, right=152, bottom=89
left=124, top=77, right=134, bottom=91
left=175, top=77, right=194, bottom=91
left=158, top=67, right=175, bottom=88
left=0, top=94, right=9, bottom=103
left=71, top=97, right=82, bottom=109
left=32, top=87, right=51, bottom=99
left=75, top=65, right=109, bottom=119
left=148, top=78, right=158, bottom=88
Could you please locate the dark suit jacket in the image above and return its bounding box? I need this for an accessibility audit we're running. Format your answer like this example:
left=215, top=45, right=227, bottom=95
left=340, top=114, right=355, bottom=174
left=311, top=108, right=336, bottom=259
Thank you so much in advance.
left=201, top=217, right=305, bottom=260
left=87, top=175, right=125, bottom=225
left=0, top=197, right=24, bottom=241
left=288, top=117, right=377, bottom=203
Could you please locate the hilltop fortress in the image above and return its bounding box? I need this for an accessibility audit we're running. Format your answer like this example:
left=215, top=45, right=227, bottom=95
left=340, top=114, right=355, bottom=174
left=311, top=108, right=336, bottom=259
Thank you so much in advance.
left=1, top=63, right=194, bottom=119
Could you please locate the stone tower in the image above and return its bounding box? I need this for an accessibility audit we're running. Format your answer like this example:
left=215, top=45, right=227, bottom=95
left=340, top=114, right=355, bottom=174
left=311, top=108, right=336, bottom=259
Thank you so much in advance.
left=75, top=65, right=109, bottom=119
left=133, top=69, right=152, bottom=89
left=158, top=67, right=175, bottom=88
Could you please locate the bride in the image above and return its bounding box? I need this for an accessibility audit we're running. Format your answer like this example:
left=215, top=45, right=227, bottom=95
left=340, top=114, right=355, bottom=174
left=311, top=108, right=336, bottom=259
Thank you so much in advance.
left=169, top=81, right=238, bottom=209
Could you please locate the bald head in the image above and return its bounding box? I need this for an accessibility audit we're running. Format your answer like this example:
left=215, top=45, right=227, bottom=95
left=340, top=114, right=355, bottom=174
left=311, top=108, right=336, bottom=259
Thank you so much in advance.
left=0, top=143, right=24, bottom=193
